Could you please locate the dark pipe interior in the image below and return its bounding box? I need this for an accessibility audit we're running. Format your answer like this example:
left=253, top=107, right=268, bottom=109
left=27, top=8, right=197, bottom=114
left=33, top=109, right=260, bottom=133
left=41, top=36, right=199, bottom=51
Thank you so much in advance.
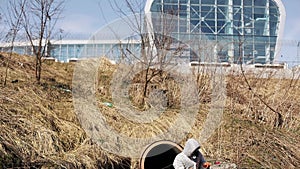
left=141, top=141, right=182, bottom=169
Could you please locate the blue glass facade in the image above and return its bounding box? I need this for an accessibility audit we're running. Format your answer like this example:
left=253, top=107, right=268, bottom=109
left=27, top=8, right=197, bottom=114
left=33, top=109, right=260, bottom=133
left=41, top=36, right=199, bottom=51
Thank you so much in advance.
left=146, top=0, right=285, bottom=64
left=49, top=43, right=122, bottom=62
left=0, top=41, right=140, bottom=62
left=0, top=0, right=285, bottom=64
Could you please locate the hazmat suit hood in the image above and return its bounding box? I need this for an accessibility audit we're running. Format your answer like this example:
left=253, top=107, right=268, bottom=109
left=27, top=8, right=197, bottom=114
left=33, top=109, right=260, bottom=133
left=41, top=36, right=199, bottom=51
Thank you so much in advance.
left=182, top=139, right=200, bottom=157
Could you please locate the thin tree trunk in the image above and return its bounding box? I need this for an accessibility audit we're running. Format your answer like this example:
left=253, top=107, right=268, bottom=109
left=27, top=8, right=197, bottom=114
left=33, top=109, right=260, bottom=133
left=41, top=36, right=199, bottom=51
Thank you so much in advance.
left=4, top=56, right=10, bottom=86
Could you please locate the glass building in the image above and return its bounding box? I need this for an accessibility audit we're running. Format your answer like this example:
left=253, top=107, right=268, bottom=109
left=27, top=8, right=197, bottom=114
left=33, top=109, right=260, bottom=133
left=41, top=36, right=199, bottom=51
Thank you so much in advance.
left=0, top=39, right=141, bottom=63
left=0, top=0, right=285, bottom=65
left=145, top=0, right=286, bottom=64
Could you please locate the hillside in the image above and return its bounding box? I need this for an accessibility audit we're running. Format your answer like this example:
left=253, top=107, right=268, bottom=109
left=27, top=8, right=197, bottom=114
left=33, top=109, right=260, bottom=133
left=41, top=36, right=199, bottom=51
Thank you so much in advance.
left=0, top=52, right=299, bottom=168
left=0, top=53, right=129, bottom=168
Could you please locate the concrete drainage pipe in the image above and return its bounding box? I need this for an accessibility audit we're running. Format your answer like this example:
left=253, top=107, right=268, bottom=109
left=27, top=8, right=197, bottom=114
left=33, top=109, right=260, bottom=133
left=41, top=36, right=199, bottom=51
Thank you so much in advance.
left=139, top=140, right=183, bottom=169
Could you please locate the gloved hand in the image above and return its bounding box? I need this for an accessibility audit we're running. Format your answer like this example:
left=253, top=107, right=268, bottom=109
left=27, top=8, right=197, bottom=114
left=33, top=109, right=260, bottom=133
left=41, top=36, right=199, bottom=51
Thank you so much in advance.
left=202, top=162, right=211, bottom=168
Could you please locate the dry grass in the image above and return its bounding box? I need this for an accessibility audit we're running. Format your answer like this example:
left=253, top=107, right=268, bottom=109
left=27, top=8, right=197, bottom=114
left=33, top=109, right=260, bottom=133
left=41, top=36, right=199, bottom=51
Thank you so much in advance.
left=0, top=53, right=129, bottom=168
left=97, top=59, right=300, bottom=168
left=0, top=52, right=299, bottom=168
left=199, top=70, right=300, bottom=168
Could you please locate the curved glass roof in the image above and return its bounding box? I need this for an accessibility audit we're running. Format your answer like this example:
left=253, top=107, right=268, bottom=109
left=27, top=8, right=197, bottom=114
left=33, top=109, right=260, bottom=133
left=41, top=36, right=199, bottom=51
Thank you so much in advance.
left=145, top=0, right=286, bottom=64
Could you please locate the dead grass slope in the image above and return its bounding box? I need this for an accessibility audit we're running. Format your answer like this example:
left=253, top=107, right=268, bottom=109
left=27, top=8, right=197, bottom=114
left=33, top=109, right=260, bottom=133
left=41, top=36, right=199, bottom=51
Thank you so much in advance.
left=97, top=58, right=300, bottom=168
left=0, top=53, right=129, bottom=168
left=0, top=52, right=299, bottom=168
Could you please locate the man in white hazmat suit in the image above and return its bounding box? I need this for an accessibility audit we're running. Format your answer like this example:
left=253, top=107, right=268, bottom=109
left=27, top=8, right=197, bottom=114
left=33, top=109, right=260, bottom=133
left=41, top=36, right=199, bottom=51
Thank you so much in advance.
left=173, top=138, right=211, bottom=169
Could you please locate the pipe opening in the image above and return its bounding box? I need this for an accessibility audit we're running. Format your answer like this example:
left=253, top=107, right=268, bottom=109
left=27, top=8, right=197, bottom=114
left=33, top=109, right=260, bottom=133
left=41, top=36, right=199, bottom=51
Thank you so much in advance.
left=140, top=140, right=183, bottom=169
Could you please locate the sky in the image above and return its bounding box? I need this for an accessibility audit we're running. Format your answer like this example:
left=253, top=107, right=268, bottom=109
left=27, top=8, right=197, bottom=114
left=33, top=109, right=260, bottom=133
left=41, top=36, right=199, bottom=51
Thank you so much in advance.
left=1, top=0, right=300, bottom=65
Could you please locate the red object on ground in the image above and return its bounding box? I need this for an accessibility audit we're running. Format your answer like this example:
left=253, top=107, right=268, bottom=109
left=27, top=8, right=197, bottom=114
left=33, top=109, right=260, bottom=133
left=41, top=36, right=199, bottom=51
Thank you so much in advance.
left=214, top=161, right=221, bottom=165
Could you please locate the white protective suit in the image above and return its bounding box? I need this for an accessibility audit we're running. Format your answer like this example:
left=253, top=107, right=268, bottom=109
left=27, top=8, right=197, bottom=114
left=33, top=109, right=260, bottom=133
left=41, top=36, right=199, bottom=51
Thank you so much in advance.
left=173, top=139, right=206, bottom=169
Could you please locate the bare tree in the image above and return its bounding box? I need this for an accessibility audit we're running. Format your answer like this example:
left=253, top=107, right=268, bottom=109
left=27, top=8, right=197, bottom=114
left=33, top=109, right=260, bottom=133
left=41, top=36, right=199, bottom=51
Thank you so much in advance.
left=233, top=21, right=285, bottom=128
left=10, top=0, right=65, bottom=82
left=106, top=0, right=190, bottom=108
left=2, top=0, right=26, bottom=86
